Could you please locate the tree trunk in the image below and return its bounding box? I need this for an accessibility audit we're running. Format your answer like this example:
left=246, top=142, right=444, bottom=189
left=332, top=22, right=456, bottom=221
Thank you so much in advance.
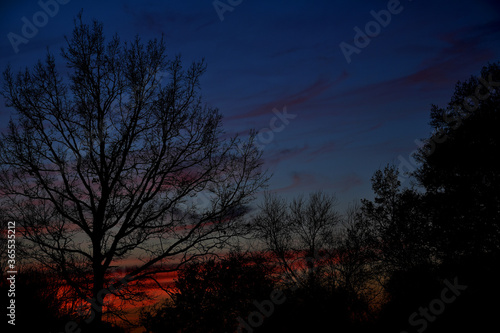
left=89, top=242, right=105, bottom=332
left=89, top=271, right=105, bottom=332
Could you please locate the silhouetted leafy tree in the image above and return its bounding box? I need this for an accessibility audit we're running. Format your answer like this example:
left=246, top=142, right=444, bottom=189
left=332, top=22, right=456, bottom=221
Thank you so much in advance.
left=414, top=62, right=500, bottom=264
left=0, top=266, right=77, bottom=333
left=410, top=62, right=500, bottom=332
left=0, top=16, right=267, bottom=331
left=333, top=166, right=436, bottom=331
left=258, top=282, right=354, bottom=333
left=359, top=165, right=434, bottom=276
left=333, top=203, right=382, bottom=322
left=140, top=252, right=276, bottom=333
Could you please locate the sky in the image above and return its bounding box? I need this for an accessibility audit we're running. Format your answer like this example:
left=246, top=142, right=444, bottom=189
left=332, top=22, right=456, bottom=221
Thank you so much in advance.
left=1, top=0, right=500, bottom=210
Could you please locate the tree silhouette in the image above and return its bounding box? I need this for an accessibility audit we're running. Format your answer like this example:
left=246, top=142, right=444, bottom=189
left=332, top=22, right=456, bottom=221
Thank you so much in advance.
left=359, top=165, right=433, bottom=275
left=250, top=191, right=372, bottom=331
left=252, top=191, right=340, bottom=291
left=0, top=16, right=267, bottom=330
left=414, top=63, right=500, bottom=264
left=335, top=166, right=436, bottom=328
left=334, top=203, right=383, bottom=321
left=0, top=261, right=81, bottom=332
left=410, top=62, right=500, bottom=332
left=140, top=252, right=276, bottom=333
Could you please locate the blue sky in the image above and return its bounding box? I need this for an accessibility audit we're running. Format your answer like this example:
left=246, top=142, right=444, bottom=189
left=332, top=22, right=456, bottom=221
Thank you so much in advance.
left=1, top=0, right=500, bottom=208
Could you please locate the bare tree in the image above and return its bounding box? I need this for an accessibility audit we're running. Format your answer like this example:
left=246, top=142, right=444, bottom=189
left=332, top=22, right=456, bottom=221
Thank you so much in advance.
left=0, top=17, right=267, bottom=329
left=252, top=191, right=340, bottom=289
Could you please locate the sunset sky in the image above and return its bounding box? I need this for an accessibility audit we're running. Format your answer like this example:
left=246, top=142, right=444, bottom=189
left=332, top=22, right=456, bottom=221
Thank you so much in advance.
left=1, top=0, right=500, bottom=209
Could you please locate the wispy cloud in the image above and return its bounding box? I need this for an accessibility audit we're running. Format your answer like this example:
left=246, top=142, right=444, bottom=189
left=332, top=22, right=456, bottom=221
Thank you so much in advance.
left=265, top=145, right=309, bottom=167
left=227, top=71, right=347, bottom=121
left=274, top=172, right=316, bottom=193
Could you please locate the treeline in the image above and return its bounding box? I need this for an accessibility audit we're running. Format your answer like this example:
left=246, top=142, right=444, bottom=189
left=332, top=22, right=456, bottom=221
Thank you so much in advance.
left=139, top=62, right=500, bottom=333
